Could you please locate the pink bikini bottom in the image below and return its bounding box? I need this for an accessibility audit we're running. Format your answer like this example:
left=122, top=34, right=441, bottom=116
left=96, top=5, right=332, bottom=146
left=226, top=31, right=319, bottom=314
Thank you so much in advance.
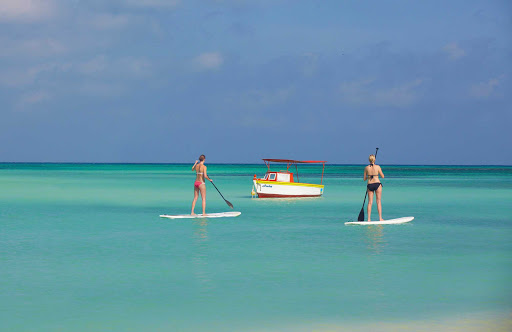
left=194, top=181, right=205, bottom=188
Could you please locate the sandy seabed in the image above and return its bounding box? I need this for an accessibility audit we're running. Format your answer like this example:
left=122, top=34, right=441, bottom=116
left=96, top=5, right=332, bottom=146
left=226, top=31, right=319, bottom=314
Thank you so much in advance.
left=250, top=311, right=512, bottom=332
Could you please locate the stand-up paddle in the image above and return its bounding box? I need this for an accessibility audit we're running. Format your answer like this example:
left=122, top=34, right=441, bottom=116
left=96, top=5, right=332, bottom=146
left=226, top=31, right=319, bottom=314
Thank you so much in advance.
left=210, top=180, right=234, bottom=209
left=357, top=147, right=379, bottom=221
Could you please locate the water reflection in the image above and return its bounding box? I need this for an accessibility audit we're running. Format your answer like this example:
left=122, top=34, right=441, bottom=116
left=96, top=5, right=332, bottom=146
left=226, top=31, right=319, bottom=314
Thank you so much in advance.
left=192, top=219, right=213, bottom=293
left=194, top=219, right=209, bottom=242
left=364, top=225, right=387, bottom=255
left=363, top=225, right=387, bottom=311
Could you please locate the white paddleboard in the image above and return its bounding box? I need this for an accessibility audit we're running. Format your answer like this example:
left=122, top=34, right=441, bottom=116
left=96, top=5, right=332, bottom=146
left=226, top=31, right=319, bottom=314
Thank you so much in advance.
left=345, top=216, right=414, bottom=225
left=160, top=211, right=241, bottom=219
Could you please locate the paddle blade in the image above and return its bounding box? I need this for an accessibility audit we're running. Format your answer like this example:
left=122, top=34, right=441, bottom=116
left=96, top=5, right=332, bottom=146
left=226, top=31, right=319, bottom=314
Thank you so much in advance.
left=210, top=181, right=234, bottom=209
left=357, top=208, right=365, bottom=221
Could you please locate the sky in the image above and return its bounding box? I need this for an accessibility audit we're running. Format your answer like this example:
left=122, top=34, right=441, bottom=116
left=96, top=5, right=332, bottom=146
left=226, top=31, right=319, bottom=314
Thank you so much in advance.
left=0, top=0, right=511, bottom=164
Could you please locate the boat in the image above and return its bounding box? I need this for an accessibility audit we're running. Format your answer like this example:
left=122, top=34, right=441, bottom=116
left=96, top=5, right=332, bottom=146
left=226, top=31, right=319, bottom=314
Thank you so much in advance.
left=252, top=159, right=326, bottom=198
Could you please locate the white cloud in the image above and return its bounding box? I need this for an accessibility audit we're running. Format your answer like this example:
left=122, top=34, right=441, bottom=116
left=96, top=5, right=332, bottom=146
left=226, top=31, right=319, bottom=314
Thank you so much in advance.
left=241, top=87, right=294, bottom=108
left=470, top=76, right=503, bottom=98
left=0, top=63, right=61, bottom=87
left=339, top=78, right=423, bottom=107
left=119, top=57, right=152, bottom=76
left=0, top=55, right=152, bottom=91
left=0, top=37, right=67, bottom=57
left=122, top=0, right=180, bottom=9
left=301, top=52, right=320, bottom=76
left=75, top=56, right=152, bottom=77
left=76, top=55, right=108, bottom=75
left=443, top=43, right=466, bottom=60
left=77, top=82, right=126, bottom=98
left=194, top=52, right=224, bottom=70
left=16, top=90, right=51, bottom=109
left=89, top=13, right=131, bottom=30
left=0, top=0, right=57, bottom=22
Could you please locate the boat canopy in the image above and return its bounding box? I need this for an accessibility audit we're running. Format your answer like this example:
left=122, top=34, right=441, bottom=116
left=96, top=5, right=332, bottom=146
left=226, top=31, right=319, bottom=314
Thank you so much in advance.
left=262, top=159, right=326, bottom=164
left=262, top=159, right=326, bottom=184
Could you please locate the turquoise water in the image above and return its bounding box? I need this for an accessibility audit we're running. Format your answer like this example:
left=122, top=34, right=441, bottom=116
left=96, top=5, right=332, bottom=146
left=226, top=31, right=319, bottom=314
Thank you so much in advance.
left=1, top=163, right=511, bottom=331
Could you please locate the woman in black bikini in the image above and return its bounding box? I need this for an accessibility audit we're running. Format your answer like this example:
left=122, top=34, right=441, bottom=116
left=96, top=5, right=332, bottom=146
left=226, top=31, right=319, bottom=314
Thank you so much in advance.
left=364, top=154, right=384, bottom=221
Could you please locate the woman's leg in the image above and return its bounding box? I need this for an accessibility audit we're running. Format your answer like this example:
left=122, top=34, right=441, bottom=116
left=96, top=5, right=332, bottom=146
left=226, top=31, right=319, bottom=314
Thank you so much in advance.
left=191, top=186, right=199, bottom=215
left=367, top=189, right=374, bottom=221
left=199, top=184, right=207, bottom=215
left=376, top=185, right=383, bottom=221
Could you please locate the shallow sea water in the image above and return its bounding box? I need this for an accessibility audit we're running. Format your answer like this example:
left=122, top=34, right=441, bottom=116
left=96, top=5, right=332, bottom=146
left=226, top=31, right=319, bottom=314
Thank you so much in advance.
left=1, top=164, right=511, bottom=331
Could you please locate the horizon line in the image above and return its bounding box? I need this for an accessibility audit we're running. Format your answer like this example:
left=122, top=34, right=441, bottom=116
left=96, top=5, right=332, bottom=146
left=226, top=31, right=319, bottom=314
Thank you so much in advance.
left=0, top=162, right=511, bottom=167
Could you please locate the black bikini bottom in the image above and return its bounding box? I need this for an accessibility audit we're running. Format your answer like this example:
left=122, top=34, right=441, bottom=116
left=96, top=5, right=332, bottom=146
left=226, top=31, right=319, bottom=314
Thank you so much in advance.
left=367, top=183, right=382, bottom=192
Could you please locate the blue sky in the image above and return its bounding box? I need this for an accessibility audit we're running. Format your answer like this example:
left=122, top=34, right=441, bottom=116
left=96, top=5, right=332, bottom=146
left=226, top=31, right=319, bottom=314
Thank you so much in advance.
left=0, top=0, right=510, bottom=164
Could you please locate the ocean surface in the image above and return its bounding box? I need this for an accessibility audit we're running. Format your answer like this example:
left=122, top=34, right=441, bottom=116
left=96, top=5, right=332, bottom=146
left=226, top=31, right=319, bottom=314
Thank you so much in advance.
left=1, top=163, right=511, bottom=331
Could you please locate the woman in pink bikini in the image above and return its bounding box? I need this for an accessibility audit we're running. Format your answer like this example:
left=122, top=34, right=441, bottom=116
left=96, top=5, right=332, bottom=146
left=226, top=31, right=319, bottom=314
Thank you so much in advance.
left=191, top=155, right=213, bottom=215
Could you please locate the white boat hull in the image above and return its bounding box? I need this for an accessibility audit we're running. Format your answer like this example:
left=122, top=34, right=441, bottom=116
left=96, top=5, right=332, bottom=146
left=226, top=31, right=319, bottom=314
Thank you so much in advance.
left=253, top=180, right=323, bottom=198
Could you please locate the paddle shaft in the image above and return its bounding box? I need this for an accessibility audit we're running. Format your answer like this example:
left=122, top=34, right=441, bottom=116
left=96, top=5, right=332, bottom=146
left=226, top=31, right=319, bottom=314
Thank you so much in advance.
left=358, top=148, right=379, bottom=221
left=210, top=180, right=234, bottom=209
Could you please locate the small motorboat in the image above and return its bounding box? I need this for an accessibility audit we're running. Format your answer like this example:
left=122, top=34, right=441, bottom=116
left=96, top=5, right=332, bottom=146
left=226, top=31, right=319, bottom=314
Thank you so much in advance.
left=252, top=159, right=326, bottom=198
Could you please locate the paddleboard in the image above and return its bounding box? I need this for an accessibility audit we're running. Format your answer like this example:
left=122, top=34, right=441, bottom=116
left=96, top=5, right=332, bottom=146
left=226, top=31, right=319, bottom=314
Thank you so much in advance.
left=160, top=211, right=241, bottom=219
left=345, top=216, right=414, bottom=225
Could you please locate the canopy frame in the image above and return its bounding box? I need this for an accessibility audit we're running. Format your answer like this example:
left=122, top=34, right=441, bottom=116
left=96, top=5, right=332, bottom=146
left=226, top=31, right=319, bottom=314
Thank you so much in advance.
left=262, top=159, right=326, bottom=184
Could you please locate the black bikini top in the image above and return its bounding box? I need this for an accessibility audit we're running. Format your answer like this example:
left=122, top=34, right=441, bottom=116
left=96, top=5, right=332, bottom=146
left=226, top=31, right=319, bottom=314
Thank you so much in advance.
left=368, top=164, right=379, bottom=178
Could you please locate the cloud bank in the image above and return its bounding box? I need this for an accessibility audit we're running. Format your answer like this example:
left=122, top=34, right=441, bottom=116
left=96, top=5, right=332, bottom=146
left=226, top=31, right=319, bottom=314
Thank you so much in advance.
left=0, top=0, right=57, bottom=22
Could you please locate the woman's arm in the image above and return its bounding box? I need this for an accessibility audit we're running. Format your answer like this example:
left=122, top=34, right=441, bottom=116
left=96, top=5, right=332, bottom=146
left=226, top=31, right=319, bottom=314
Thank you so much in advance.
left=378, top=166, right=384, bottom=178
left=203, top=166, right=213, bottom=182
left=192, top=160, right=198, bottom=170
left=363, top=167, right=367, bottom=181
